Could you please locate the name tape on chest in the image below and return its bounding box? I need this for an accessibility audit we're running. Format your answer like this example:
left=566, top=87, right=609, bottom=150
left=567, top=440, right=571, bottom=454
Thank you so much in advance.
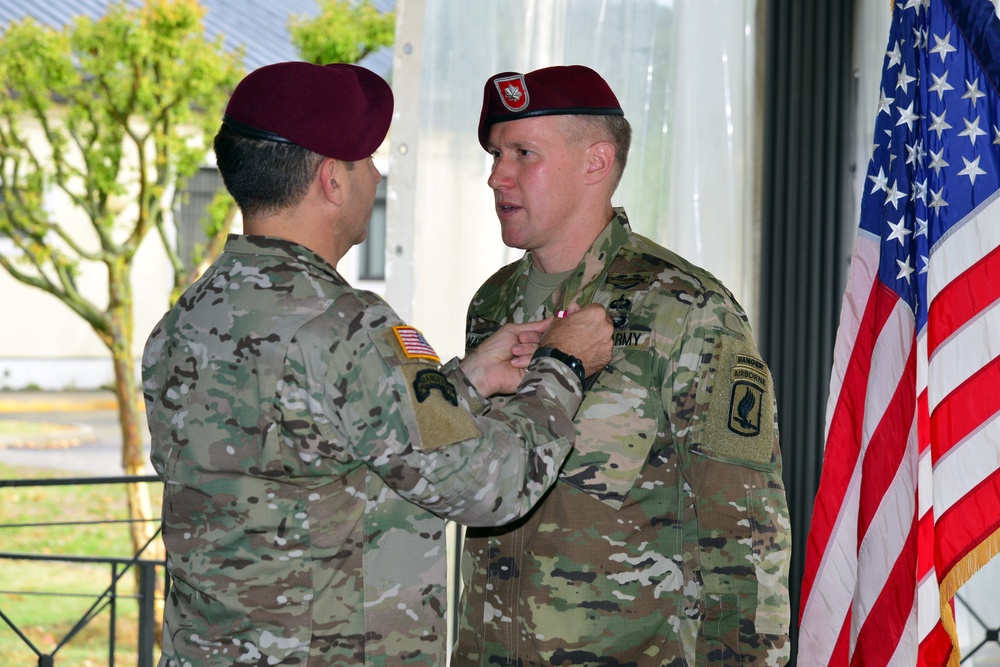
left=613, top=330, right=649, bottom=348
left=465, top=330, right=495, bottom=351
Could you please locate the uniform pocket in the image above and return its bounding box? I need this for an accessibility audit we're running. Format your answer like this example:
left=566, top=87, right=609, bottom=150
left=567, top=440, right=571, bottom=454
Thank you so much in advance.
left=560, top=348, right=659, bottom=509
left=700, top=593, right=742, bottom=667
left=747, top=487, right=790, bottom=636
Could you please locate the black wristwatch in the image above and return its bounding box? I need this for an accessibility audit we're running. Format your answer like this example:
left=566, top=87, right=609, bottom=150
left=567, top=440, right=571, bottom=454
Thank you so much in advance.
left=532, top=346, right=586, bottom=385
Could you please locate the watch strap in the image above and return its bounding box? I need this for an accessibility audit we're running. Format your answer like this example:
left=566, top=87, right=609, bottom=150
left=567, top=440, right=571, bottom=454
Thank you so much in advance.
left=532, top=346, right=586, bottom=385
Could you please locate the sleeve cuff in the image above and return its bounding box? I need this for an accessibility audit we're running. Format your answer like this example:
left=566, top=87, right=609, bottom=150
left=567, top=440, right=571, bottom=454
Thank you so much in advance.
left=440, top=356, right=490, bottom=415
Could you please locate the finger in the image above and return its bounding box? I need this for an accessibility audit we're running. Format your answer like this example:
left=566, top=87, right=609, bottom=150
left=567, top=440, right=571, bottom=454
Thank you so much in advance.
left=513, top=318, right=552, bottom=333
left=517, top=330, right=543, bottom=344
left=510, top=355, right=532, bottom=369
left=511, top=341, right=540, bottom=357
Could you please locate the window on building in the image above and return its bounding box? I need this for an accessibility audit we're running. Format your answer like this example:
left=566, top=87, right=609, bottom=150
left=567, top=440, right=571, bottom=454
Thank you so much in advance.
left=176, top=166, right=226, bottom=266
left=359, top=177, right=387, bottom=281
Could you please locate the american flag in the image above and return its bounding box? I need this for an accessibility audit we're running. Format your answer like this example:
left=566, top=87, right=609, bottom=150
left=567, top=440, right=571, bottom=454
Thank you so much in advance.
left=393, top=325, right=440, bottom=363
left=797, top=0, right=1000, bottom=665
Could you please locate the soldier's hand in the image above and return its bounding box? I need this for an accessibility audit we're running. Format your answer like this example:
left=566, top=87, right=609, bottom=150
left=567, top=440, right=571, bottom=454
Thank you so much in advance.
left=460, top=319, right=551, bottom=397
left=509, top=324, right=546, bottom=369
left=538, top=303, right=614, bottom=378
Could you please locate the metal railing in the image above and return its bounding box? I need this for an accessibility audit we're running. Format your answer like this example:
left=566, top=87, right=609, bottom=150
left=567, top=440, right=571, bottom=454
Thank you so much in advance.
left=0, top=475, right=164, bottom=667
left=958, top=592, right=1000, bottom=664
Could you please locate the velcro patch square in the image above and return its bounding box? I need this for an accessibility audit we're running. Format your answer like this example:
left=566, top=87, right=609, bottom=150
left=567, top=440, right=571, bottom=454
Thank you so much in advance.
left=393, top=325, right=440, bottom=363
left=695, top=336, right=776, bottom=470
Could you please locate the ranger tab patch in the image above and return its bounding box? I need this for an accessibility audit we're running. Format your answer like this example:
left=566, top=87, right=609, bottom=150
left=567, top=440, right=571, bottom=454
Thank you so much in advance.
left=393, top=325, right=440, bottom=363
left=413, top=369, right=459, bottom=406
left=727, top=354, right=766, bottom=437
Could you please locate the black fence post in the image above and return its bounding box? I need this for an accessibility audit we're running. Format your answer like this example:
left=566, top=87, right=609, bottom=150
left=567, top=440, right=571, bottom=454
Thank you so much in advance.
left=137, top=561, right=156, bottom=667
left=109, top=562, right=117, bottom=667
left=0, top=475, right=164, bottom=666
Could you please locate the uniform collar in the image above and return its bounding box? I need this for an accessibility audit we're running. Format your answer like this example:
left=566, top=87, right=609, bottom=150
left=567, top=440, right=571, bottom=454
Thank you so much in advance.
left=514, top=207, right=632, bottom=318
left=223, top=234, right=344, bottom=283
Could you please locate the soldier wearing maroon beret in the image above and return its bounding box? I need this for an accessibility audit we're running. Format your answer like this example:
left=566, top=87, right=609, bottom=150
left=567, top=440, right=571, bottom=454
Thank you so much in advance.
left=142, top=61, right=613, bottom=667
left=454, top=65, right=792, bottom=666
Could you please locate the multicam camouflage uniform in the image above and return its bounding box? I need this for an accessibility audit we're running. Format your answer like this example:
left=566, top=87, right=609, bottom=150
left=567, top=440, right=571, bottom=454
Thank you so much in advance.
left=142, top=235, right=584, bottom=667
left=455, top=209, right=791, bottom=667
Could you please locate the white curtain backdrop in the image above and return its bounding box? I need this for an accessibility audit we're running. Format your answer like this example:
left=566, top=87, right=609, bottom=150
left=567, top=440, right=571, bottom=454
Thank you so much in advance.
left=386, top=0, right=760, bottom=360
left=385, top=3, right=760, bottom=655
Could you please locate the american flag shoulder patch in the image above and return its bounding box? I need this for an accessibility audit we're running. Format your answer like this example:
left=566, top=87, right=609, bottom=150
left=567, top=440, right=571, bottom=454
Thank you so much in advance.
left=392, top=325, right=440, bottom=363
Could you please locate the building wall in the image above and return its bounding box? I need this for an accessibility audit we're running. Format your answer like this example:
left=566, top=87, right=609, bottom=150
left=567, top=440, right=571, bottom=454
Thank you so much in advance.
left=0, top=0, right=392, bottom=390
left=0, top=106, right=180, bottom=390
left=0, top=144, right=388, bottom=391
left=1, top=1, right=761, bottom=389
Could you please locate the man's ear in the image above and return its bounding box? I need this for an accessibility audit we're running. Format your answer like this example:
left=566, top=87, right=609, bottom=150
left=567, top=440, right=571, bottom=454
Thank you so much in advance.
left=319, top=158, right=343, bottom=205
left=584, top=141, right=615, bottom=185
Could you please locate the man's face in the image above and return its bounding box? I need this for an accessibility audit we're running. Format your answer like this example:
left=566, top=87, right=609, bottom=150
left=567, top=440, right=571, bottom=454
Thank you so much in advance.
left=342, top=156, right=381, bottom=247
left=485, top=115, right=590, bottom=257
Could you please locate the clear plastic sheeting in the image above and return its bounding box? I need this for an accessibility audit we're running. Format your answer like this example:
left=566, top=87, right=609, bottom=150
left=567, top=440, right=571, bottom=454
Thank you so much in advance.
left=387, top=0, right=760, bottom=358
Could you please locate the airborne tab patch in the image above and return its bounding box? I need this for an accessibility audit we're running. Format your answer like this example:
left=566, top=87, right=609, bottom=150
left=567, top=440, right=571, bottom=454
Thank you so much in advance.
left=393, top=325, right=440, bottom=363
left=728, top=355, right=766, bottom=436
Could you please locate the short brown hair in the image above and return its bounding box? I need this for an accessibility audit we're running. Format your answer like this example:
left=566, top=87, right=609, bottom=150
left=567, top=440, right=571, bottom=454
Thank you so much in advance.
left=564, top=114, right=632, bottom=192
left=214, top=125, right=325, bottom=219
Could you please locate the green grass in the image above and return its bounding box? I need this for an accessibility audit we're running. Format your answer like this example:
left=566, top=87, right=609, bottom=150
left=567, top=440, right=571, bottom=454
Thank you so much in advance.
left=0, top=461, right=164, bottom=666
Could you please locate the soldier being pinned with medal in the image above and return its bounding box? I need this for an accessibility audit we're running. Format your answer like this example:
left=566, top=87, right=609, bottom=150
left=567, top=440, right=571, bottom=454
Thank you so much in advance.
left=454, top=65, right=791, bottom=667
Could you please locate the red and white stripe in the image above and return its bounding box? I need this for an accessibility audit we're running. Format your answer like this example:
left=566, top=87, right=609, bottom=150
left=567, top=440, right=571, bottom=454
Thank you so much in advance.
left=797, top=198, right=1000, bottom=666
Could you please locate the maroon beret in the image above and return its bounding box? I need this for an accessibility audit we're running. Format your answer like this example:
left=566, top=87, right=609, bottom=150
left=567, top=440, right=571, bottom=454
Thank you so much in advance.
left=222, top=61, right=393, bottom=161
left=478, top=65, right=624, bottom=149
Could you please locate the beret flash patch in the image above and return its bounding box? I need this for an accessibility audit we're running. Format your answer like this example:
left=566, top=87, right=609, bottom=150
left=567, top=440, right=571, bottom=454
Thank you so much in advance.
left=494, top=75, right=530, bottom=112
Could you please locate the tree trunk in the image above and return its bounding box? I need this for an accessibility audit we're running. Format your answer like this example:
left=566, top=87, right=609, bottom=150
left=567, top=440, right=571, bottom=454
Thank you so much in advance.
left=106, top=262, right=166, bottom=650
left=110, top=339, right=166, bottom=649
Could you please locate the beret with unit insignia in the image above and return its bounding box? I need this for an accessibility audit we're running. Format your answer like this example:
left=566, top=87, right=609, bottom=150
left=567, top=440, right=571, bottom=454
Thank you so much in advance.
left=478, top=65, right=624, bottom=149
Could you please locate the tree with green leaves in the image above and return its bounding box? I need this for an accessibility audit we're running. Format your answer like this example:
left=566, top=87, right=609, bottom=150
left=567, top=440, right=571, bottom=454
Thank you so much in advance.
left=0, top=0, right=242, bottom=637
left=290, top=0, right=395, bottom=68
left=0, top=0, right=395, bottom=650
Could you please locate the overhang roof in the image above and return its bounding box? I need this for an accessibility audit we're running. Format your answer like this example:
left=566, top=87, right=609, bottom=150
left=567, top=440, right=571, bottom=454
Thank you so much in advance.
left=0, top=0, right=393, bottom=76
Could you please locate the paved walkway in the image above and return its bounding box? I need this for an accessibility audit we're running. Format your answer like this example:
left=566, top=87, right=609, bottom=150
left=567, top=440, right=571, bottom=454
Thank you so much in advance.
left=0, top=391, right=149, bottom=476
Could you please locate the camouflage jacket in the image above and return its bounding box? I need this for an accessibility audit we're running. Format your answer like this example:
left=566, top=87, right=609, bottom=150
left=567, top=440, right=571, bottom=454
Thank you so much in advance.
left=454, top=210, right=791, bottom=666
left=141, top=235, right=584, bottom=667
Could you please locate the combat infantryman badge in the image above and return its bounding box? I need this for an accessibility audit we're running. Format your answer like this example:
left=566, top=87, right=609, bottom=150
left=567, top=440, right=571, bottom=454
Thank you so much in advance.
left=494, top=75, right=530, bottom=112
